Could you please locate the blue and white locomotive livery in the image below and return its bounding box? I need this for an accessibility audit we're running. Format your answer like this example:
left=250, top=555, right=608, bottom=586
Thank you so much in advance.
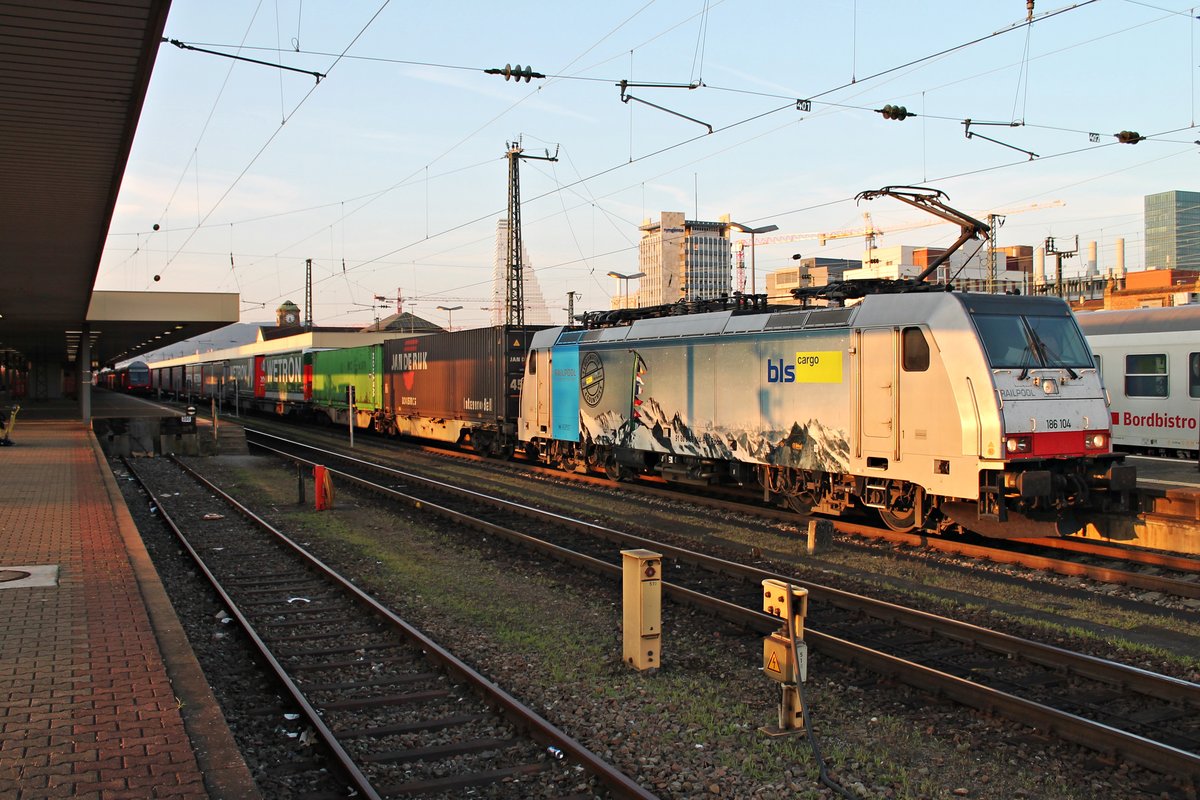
left=519, top=291, right=1134, bottom=537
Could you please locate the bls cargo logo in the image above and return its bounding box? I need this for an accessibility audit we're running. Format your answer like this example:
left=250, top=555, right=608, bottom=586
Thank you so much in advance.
left=391, top=338, right=429, bottom=391
left=767, top=351, right=843, bottom=384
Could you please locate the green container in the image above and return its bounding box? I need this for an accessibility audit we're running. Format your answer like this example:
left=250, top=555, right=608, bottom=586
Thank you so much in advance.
left=310, top=345, right=383, bottom=413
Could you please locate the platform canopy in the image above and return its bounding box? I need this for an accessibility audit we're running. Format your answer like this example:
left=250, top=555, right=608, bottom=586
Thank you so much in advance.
left=0, top=1, right=238, bottom=368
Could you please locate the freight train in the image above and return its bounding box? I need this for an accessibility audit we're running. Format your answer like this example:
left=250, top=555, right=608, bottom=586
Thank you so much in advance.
left=130, top=289, right=1134, bottom=539
left=1076, top=304, right=1200, bottom=458
left=143, top=327, right=543, bottom=457
left=125, top=187, right=1139, bottom=538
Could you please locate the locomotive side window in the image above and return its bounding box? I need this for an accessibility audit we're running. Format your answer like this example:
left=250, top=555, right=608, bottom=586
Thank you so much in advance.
left=527, top=350, right=536, bottom=375
left=901, top=327, right=929, bottom=372
left=1190, top=352, right=1200, bottom=398
left=1125, top=353, right=1167, bottom=398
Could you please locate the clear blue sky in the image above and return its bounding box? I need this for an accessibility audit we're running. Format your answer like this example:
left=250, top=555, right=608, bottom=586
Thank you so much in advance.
left=95, top=0, right=1200, bottom=329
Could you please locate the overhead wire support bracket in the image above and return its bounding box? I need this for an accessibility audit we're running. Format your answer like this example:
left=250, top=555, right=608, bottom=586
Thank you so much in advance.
left=617, top=80, right=711, bottom=134
left=963, top=118, right=1037, bottom=160
left=163, top=38, right=326, bottom=83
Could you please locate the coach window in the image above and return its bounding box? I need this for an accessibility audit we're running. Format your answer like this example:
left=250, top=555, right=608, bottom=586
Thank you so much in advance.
left=1125, top=353, right=1168, bottom=398
left=1190, top=352, right=1200, bottom=398
left=902, top=327, right=929, bottom=372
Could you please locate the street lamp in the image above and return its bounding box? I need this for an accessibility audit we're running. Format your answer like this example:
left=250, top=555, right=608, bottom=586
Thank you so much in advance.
left=729, top=222, right=779, bottom=297
left=606, top=271, right=645, bottom=309
left=436, top=305, right=462, bottom=331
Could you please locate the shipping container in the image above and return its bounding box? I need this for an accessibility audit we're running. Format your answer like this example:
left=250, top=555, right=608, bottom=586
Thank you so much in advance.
left=224, top=356, right=254, bottom=407
left=310, top=345, right=383, bottom=427
left=260, top=347, right=314, bottom=412
left=381, top=326, right=544, bottom=453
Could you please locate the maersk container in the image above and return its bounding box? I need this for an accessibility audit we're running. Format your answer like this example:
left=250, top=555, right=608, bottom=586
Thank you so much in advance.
left=381, top=326, right=544, bottom=451
left=310, top=345, right=383, bottom=427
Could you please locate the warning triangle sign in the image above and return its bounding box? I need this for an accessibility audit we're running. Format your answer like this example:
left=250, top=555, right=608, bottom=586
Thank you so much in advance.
left=766, top=650, right=781, bottom=674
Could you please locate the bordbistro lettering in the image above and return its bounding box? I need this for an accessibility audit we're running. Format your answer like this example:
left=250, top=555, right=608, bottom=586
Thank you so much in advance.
left=1121, top=412, right=1197, bottom=429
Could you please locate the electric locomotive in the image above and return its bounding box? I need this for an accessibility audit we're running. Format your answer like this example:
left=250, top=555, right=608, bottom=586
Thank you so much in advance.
left=519, top=290, right=1133, bottom=537
left=519, top=187, right=1135, bottom=538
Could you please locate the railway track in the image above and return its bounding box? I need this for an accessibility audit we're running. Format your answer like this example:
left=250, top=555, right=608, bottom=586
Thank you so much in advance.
left=238, top=419, right=1200, bottom=602
left=242, top=428, right=1200, bottom=791
left=123, top=454, right=656, bottom=800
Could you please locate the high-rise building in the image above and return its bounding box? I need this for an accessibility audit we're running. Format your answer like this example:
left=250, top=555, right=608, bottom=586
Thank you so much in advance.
left=625, top=212, right=733, bottom=308
left=1144, top=190, right=1200, bottom=271
left=490, top=219, right=552, bottom=326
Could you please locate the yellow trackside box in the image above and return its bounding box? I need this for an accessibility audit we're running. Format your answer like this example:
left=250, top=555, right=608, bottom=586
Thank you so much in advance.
left=763, top=634, right=797, bottom=684
left=621, top=549, right=662, bottom=671
left=761, top=579, right=808, bottom=685
left=762, top=579, right=807, bottom=637
left=760, top=579, right=810, bottom=735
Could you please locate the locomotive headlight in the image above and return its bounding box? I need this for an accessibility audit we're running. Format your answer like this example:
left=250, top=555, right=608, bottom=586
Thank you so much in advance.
left=1040, top=378, right=1059, bottom=395
left=1085, top=433, right=1107, bottom=450
left=1005, top=435, right=1032, bottom=454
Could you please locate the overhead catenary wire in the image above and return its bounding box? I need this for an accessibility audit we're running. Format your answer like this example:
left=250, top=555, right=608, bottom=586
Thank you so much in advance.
left=139, top=1, right=1184, bottom=325
left=150, top=0, right=393, bottom=287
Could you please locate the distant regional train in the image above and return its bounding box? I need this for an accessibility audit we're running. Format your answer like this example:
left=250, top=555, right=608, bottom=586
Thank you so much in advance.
left=1077, top=304, right=1200, bottom=458
left=128, top=290, right=1135, bottom=540
left=101, top=359, right=150, bottom=393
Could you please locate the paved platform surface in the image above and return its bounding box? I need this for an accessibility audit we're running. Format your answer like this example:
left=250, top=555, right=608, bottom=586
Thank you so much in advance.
left=0, top=416, right=257, bottom=799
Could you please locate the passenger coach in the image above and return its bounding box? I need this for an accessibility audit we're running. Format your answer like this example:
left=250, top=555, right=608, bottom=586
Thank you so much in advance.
left=1078, top=304, right=1200, bottom=457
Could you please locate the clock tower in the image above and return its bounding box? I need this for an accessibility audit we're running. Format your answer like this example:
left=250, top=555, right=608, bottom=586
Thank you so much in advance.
left=276, top=301, right=301, bottom=327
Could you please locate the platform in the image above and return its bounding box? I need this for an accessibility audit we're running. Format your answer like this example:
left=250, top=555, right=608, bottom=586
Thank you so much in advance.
left=0, top=411, right=258, bottom=799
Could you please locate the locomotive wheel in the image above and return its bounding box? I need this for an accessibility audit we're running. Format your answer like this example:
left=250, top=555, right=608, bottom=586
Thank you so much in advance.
left=604, top=458, right=631, bottom=482
left=878, top=506, right=918, bottom=532
left=785, top=494, right=815, bottom=515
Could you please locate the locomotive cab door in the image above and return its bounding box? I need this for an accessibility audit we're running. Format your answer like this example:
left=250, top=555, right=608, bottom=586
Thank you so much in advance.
left=520, top=348, right=553, bottom=438
left=857, top=328, right=899, bottom=462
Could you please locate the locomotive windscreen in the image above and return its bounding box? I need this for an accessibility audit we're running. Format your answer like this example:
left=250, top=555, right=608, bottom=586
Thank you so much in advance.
left=972, top=312, right=1092, bottom=370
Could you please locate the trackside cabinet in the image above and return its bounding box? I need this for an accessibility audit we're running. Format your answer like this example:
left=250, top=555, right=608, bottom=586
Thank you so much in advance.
left=621, top=549, right=662, bottom=671
left=761, top=578, right=809, bottom=736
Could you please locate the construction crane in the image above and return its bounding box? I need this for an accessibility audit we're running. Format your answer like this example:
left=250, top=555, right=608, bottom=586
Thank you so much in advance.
left=732, top=201, right=1063, bottom=292
left=732, top=213, right=933, bottom=291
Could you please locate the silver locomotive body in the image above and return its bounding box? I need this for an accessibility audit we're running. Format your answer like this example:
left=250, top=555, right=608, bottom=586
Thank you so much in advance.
left=520, top=291, right=1133, bottom=537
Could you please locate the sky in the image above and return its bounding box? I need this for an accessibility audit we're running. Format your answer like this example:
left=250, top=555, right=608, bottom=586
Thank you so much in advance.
left=95, top=0, right=1200, bottom=331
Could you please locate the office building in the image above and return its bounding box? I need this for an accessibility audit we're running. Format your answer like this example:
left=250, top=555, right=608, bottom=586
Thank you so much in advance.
left=1144, top=190, right=1200, bottom=271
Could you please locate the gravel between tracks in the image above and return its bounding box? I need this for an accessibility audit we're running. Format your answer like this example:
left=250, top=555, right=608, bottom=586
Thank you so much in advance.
left=116, top=454, right=1186, bottom=800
